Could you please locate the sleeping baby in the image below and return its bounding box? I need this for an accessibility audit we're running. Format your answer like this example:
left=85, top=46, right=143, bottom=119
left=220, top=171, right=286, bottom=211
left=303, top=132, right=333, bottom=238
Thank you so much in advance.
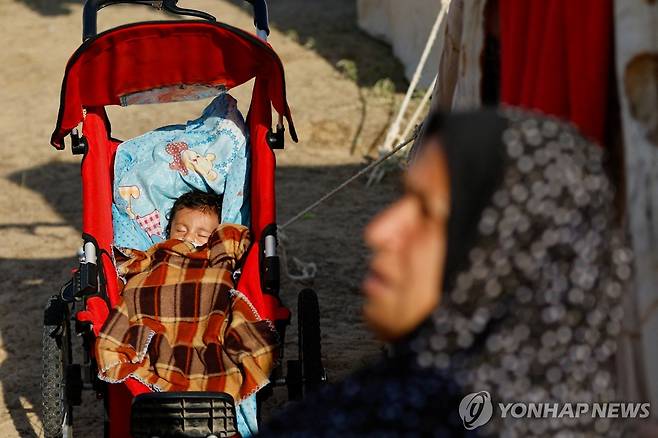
left=96, top=190, right=276, bottom=437
left=166, top=190, right=224, bottom=247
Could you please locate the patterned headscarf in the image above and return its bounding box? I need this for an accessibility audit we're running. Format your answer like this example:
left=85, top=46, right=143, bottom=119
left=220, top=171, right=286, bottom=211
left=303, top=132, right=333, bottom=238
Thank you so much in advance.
left=259, top=108, right=631, bottom=437
left=412, top=107, right=632, bottom=436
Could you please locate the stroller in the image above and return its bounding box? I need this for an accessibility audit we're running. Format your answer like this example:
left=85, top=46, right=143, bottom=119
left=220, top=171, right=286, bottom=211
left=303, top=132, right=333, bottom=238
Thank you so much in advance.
left=41, top=1, right=325, bottom=437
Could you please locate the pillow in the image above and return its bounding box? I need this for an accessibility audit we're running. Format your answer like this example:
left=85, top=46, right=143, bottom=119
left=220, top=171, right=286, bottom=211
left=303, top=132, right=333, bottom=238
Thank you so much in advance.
left=112, top=93, right=249, bottom=250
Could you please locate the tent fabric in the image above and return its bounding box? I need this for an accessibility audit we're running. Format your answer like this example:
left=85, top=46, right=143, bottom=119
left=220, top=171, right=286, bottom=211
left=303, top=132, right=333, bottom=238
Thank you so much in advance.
left=498, top=0, right=614, bottom=147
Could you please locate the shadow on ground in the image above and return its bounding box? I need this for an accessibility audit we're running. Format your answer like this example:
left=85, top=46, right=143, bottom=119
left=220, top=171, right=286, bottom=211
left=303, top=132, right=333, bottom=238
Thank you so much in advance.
left=13, top=0, right=82, bottom=16
left=2, top=158, right=395, bottom=435
left=8, top=161, right=82, bottom=232
left=17, top=0, right=407, bottom=91
left=232, top=0, right=407, bottom=90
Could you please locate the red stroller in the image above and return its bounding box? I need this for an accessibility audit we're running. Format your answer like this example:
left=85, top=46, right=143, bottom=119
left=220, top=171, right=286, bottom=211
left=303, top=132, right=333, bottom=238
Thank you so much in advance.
left=41, top=1, right=325, bottom=437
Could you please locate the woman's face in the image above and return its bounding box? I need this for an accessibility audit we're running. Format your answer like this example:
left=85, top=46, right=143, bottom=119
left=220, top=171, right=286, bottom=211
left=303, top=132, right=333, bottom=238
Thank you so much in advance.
left=363, top=142, right=450, bottom=341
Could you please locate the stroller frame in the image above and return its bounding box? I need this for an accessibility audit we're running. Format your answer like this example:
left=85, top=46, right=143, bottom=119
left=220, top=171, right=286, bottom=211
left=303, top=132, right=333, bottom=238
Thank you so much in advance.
left=41, top=2, right=325, bottom=437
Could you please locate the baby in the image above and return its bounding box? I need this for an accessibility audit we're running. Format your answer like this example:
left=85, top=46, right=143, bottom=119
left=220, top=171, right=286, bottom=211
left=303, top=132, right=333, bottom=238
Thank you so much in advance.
left=166, top=190, right=223, bottom=247
left=98, top=190, right=275, bottom=437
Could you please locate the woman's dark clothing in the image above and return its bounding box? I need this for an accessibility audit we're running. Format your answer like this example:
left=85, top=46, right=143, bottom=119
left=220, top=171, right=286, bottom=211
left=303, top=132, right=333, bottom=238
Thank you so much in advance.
left=259, top=108, right=630, bottom=437
left=264, top=347, right=473, bottom=437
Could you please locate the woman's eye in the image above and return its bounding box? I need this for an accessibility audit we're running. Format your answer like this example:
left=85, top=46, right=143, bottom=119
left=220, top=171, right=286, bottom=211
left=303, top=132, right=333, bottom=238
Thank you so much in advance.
left=413, top=196, right=431, bottom=218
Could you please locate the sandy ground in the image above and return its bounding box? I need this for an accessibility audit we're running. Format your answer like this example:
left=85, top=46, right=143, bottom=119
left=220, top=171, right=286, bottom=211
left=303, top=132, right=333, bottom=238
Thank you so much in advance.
left=0, top=0, right=412, bottom=436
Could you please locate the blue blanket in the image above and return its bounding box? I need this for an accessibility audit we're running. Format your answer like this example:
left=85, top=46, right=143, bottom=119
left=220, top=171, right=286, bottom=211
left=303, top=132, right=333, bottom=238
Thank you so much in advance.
left=112, top=94, right=249, bottom=250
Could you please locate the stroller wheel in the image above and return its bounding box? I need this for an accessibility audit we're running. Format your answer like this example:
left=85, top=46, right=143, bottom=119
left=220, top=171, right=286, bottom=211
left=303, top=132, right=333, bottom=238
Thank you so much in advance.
left=41, top=298, right=72, bottom=438
left=297, top=288, right=325, bottom=397
left=286, top=359, right=302, bottom=401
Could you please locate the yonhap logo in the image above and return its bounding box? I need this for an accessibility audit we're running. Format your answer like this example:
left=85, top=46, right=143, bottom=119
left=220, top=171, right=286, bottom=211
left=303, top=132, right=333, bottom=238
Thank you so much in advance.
left=457, top=391, right=650, bottom=430
left=459, top=391, right=493, bottom=430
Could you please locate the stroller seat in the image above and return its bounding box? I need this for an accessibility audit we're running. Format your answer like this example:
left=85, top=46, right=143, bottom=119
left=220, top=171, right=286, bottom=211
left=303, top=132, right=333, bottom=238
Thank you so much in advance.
left=48, top=15, right=296, bottom=438
left=42, top=3, right=324, bottom=438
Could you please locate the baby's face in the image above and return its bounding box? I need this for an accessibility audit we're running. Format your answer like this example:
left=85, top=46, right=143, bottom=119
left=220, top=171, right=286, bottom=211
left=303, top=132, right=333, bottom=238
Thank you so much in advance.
left=169, top=207, right=220, bottom=247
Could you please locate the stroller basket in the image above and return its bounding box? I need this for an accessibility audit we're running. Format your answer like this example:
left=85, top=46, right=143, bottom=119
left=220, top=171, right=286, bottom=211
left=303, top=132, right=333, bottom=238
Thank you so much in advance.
left=131, top=392, right=238, bottom=438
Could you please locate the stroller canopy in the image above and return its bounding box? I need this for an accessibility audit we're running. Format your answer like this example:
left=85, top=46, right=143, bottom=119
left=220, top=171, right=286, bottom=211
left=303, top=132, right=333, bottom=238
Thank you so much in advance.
left=51, top=20, right=297, bottom=149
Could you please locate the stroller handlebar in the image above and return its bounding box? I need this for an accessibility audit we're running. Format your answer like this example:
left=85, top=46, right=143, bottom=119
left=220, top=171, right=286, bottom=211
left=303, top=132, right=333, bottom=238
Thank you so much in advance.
left=82, top=0, right=270, bottom=41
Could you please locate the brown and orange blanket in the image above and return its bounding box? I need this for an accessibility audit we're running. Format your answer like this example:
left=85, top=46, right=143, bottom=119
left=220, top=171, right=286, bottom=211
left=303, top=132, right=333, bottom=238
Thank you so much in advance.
left=95, top=224, right=278, bottom=403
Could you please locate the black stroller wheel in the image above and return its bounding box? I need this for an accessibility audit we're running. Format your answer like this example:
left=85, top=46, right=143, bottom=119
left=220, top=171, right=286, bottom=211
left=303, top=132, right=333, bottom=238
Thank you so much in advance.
left=41, top=299, right=72, bottom=438
left=297, top=288, right=325, bottom=396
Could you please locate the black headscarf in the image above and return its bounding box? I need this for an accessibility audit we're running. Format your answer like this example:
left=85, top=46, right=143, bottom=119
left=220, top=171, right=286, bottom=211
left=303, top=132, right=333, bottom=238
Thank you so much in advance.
left=258, top=108, right=630, bottom=437
left=422, top=108, right=508, bottom=292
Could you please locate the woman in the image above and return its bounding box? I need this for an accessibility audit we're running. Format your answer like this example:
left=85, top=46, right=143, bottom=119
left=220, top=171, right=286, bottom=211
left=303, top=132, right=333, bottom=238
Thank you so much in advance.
left=260, top=108, right=631, bottom=437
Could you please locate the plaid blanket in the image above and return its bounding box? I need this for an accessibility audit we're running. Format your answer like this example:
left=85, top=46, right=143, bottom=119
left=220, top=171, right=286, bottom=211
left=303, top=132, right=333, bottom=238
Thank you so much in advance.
left=95, top=224, right=278, bottom=402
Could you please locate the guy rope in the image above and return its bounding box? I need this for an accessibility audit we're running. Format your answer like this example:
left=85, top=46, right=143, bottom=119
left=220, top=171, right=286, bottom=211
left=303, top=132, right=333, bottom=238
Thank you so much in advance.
left=277, top=130, right=419, bottom=282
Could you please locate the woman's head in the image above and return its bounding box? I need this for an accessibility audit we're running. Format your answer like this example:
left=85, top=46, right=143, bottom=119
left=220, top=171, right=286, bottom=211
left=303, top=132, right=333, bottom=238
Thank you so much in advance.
left=363, top=134, right=450, bottom=341
left=394, top=108, right=629, bottom=436
left=363, top=109, right=507, bottom=341
left=167, top=191, right=223, bottom=246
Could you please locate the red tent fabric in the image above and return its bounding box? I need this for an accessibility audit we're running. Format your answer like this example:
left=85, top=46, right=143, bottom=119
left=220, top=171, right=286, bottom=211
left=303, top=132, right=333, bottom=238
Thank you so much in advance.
left=498, top=0, right=613, bottom=146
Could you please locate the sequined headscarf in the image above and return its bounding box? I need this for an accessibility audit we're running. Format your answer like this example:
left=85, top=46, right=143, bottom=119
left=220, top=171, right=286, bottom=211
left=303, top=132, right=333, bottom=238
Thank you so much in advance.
left=260, top=108, right=631, bottom=437
left=413, top=107, right=632, bottom=436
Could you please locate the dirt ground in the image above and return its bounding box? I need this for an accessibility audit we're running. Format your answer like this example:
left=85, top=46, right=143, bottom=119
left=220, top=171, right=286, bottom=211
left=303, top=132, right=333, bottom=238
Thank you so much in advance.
left=0, top=1, right=412, bottom=436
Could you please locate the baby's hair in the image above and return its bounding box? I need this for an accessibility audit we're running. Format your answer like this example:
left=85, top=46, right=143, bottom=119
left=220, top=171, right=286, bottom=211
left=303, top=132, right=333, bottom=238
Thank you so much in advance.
left=166, top=191, right=223, bottom=238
